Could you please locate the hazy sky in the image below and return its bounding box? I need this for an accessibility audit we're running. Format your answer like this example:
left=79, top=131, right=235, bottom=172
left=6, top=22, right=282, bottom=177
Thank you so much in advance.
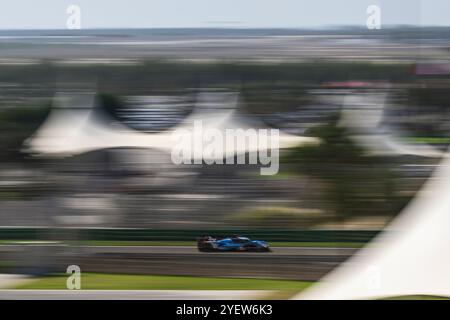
left=0, top=0, right=446, bottom=29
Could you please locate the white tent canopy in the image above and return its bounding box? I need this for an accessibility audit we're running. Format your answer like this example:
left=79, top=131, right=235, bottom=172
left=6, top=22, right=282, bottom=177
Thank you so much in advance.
left=339, top=91, right=443, bottom=158
left=296, top=150, right=450, bottom=299
left=23, top=91, right=319, bottom=160
left=297, top=91, right=449, bottom=300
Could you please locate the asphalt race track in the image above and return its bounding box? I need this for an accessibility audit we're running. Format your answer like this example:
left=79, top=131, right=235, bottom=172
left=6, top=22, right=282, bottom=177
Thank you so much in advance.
left=82, top=245, right=357, bottom=256
left=0, top=289, right=273, bottom=300
left=0, top=245, right=359, bottom=281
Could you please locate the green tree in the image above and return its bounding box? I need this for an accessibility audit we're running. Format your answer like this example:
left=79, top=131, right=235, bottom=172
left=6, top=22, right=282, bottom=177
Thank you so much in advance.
left=283, top=119, right=396, bottom=220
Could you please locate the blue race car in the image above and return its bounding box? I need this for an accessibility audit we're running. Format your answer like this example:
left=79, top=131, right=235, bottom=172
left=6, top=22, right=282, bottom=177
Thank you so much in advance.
left=197, top=235, right=271, bottom=252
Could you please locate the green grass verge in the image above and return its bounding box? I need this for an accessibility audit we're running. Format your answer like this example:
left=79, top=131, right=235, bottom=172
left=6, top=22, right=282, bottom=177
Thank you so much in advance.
left=14, top=273, right=450, bottom=300
left=14, top=273, right=312, bottom=291
left=408, top=137, right=450, bottom=144
left=381, top=295, right=450, bottom=300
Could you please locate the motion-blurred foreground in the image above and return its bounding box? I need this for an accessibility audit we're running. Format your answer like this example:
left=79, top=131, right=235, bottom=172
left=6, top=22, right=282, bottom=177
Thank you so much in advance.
left=1, top=27, right=450, bottom=298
